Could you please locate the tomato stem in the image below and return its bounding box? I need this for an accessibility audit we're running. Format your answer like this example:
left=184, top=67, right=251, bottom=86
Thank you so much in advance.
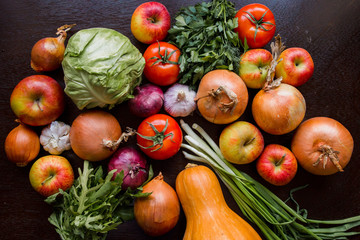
left=244, top=10, right=275, bottom=43
left=137, top=119, right=174, bottom=152
left=150, top=41, right=179, bottom=66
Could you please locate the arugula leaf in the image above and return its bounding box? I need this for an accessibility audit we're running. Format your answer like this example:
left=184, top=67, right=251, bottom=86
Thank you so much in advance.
left=168, top=0, right=244, bottom=88
left=45, top=161, right=153, bottom=240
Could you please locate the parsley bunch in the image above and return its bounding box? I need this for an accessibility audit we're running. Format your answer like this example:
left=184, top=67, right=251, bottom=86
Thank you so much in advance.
left=168, top=0, right=243, bottom=88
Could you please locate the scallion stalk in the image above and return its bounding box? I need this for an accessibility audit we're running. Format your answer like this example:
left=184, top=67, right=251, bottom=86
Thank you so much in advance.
left=180, top=120, right=360, bottom=240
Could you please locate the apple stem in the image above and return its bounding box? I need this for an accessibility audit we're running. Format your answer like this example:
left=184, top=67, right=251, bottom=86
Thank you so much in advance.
left=275, top=154, right=287, bottom=167
left=244, top=137, right=256, bottom=146
left=41, top=174, right=54, bottom=186
left=36, top=99, right=43, bottom=112
left=146, top=17, right=156, bottom=24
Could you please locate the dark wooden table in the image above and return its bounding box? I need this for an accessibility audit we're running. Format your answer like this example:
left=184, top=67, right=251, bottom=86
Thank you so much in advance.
left=1, top=0, right=360, bottom=239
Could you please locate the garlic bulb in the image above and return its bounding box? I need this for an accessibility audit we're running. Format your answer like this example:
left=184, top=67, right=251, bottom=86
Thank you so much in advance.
left=40, top=121, right=71, bottom=155
left=164, top=83, right=197, bottom=117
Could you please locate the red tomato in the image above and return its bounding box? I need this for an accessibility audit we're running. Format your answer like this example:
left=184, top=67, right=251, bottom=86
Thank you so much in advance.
left=235, top=3, right=276, bottom=49
left=143, top=42, right=180, bottom=86
left=136, top=114, right=182, bottom=160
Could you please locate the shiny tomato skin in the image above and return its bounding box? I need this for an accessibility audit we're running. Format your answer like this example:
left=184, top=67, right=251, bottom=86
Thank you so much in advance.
left=143, top=42, right=180, bottom=86
left=136, top=114, right=182, bottom=160
left=235, top=3, right=276, bottom=49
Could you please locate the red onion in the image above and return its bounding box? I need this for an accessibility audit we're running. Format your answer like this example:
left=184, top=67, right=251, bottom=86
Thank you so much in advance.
left=108, top=146, right=149, bottom=190
left=128, top=84, right=164, bottom=118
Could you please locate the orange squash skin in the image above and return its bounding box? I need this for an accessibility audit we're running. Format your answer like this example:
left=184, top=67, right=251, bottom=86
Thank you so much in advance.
left=176, top=165, right=262, bottom=240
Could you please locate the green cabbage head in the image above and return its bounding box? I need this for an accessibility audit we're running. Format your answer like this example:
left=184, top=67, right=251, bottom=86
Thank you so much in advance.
left=62, top=28, right=145, bottom=109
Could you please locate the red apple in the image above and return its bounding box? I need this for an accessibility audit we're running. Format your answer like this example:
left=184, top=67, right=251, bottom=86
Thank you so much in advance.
left=256, top=144, right=298, bottom=186
left=130, top=2, right=171, bottom=44
left=29, top=155, right=74, bottom=197
left=239, top=49, right=273, bottom=89
left=275, top=47, right=314, bottom=87
left=219, top=121, right=264, bottom=164
left=10, top=75, right=65, bottom=126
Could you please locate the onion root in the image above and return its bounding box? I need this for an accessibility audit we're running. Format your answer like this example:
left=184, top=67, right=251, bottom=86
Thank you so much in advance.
left=102, top=127, right=136, bottom=151
left=195, top=86, right=238, bottom=114
left=314, top=145, right=343, bottom=172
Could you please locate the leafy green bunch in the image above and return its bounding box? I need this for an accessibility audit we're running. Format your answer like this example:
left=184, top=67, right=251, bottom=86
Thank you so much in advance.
left=168, top=0, right=243, bottom=87
left=45, top=161, right=152, bottom=240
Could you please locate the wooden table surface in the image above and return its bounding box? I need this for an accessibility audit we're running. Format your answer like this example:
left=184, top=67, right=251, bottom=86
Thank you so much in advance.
left=1, top=0, right=360, bottom=239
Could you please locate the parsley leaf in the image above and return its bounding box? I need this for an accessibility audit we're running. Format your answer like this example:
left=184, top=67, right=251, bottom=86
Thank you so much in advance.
left=168, top=0, right=243, bottom=88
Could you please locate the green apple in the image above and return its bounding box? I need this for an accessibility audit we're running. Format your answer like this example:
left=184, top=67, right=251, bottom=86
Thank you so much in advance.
left=29, top=155, right=74, bottom=197
left=10, top=75, right=65, bottom=126
left=219, top=121, right=264, bottom=164
left=239, top=49, right=273, bottom=89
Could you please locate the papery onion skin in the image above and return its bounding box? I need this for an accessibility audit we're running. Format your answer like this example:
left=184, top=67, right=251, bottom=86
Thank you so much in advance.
left=128, top=84, right=164, bottom=118
left=196, top=70, right=248, bottom=124
left=291, top=117, right=354, bottom=175
left=5, top=123, right=40, bottom=167
left=134, top=172, right=180, bottom=236
left=252, top=83, right=306, bottom=135
left=31, top=36, right=66, bottom=72
left=108, top=146, right=149, bottom=190
left=31, top=24, right=75, bottom=72
left=70, top=110, right=122, bottom=162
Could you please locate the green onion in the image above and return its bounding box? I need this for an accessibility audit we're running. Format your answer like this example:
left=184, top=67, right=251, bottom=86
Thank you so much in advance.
left=180, top=120, right=360, bottom=239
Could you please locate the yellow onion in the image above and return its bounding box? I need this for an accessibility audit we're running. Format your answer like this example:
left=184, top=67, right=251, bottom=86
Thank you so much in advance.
left=70, top=110, right=135, bottom=162
left=291, top=117, right=354, bottom=175
left=134, top=172, right=180, bottom=236
left=31, top=24, right=75, bottom=72
left=195, top=69, right=248, bottom=124
left=5, top=122, right=40, bottom=166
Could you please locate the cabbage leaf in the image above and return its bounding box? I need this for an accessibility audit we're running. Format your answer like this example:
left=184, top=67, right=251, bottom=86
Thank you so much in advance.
left=62, top=28, right=145, bottom=109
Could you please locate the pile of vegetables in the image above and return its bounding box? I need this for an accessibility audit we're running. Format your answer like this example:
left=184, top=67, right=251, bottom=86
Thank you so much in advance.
left=180, top=120, right=360, bottom=239
left=4, top=0, right=360, bottom=239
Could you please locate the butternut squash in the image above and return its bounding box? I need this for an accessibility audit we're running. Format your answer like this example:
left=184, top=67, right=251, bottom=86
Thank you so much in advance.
left=176, top=164, right=262, bottom=240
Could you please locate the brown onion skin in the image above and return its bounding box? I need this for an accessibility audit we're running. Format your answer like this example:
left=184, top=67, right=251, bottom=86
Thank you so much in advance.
left=69, top=110, right=122, bottom=161
left=5, top=123, right=40, bottom=167
left=291, top=117, right=354, bottom=175
left=31, top=36, right=65, bottom=72
left=196, top=70, right=248, bottom=124
left=252, top=83, right=306, bottom=135
left=134, top=173, right=180, bottom=236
